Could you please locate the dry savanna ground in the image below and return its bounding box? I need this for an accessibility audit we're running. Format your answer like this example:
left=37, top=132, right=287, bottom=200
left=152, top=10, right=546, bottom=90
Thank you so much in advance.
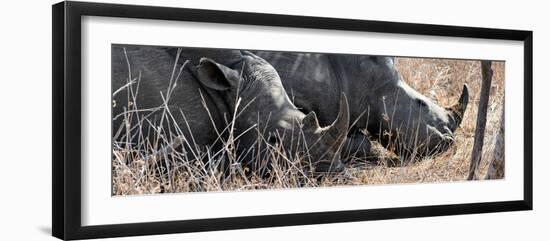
left=112, top=56, right=505, bottom=195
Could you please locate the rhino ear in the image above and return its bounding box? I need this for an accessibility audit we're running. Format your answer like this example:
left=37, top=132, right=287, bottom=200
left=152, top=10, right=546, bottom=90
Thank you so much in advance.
left=302, top=111, right=321, bottom=130
left=196, top=58, right=239, bottom=91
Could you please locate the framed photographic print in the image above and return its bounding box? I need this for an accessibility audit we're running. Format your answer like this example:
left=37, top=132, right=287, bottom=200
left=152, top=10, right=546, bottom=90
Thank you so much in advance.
left=52, top=1, right=533, bottom=240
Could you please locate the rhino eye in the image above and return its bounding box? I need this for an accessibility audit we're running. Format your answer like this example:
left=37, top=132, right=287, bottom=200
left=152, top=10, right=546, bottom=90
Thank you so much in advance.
left=416, top=98, right=428, bottom=108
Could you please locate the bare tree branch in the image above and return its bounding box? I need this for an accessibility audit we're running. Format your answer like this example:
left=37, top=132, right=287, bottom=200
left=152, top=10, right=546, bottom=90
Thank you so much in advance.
left=486, top=106, right=505, bottom=179
left=468, top=60, right=493, bottom=180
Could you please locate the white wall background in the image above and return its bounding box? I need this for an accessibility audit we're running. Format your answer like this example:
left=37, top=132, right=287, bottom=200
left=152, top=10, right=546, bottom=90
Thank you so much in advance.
left=0, top=0, right=546, bottom=240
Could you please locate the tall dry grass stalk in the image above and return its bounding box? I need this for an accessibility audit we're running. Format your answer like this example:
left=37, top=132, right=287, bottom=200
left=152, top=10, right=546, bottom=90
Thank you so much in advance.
left=112, top=55, right=505, bottom=195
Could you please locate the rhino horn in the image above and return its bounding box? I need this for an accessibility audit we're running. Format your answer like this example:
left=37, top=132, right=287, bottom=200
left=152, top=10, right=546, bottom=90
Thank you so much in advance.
left=326, top=93, right=350, bottom=140
left=447, top=84, right=470, bottom=131
left=302, top=111, right=321, bottom=130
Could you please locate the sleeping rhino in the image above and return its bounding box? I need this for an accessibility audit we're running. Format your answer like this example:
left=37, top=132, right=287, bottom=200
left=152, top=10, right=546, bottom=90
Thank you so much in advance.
left=112, top=46, right=349, bottom=174
left=254, top=51, right=469, bottom=160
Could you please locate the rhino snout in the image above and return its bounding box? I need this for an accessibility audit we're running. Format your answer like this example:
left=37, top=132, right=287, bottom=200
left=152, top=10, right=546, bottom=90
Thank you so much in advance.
left=425, top=125, right=454, bottom=153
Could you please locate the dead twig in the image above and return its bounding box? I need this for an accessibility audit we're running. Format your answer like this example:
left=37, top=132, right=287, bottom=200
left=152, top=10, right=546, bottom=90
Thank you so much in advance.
left=468, top=60, right=493, bottom=180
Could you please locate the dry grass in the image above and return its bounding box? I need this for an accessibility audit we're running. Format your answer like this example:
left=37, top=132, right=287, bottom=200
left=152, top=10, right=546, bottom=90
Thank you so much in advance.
left=112, top=55, right=505, bottom=195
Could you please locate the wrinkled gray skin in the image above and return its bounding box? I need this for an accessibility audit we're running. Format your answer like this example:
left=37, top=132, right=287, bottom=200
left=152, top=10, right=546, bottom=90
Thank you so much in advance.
left=195, top=51, right=349, bottom=173
left=112, top=46, right=227, bottom=158
left=112, top=46, right=349, bottom=173
left=254, top=51, right=469, bottom=159
left=112, top=46, right=234, bottom=163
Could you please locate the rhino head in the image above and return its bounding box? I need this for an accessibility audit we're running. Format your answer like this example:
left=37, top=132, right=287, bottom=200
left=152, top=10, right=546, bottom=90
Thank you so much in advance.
left=348, top=56, right=469, bottom=158
left=196, top=51, right=349, bottom=174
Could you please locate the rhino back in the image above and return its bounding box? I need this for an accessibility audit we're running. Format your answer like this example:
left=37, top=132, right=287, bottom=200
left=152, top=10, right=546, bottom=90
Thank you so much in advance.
left=165, top=47, right=242, bottom=67
left=111, top=45, right=224, bottom=151
left=254, top=51, right=343, bottom=126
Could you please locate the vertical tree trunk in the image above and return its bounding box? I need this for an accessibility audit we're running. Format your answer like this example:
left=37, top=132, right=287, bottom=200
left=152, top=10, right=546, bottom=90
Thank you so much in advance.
left=486, top=107, right=505, bottom=179
left=467, top=61, right=493, bottom=180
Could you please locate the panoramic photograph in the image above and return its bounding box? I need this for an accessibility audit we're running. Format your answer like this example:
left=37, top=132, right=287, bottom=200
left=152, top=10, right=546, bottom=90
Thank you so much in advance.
left=111, top=44, right=505, bottom=195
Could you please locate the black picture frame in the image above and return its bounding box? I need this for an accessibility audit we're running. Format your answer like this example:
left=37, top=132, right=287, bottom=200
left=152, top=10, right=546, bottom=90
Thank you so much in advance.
left=52, top=1, right=533, bottom=240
